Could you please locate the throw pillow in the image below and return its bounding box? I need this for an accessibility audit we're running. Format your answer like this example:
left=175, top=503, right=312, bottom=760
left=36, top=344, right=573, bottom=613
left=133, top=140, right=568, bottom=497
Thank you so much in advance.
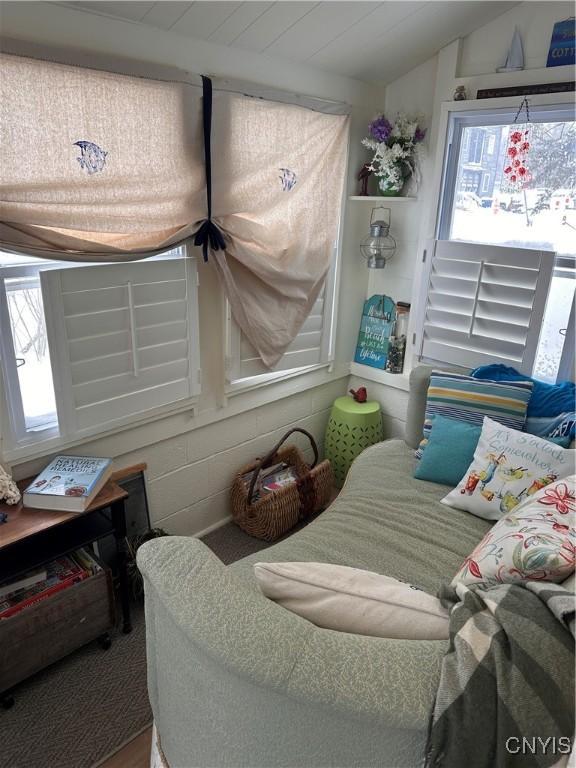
left=414, top=415, right=482, bottom=486
left=442, top=416, right=574, bottom=521
left=452, top=475, right=575, bottom=586
left=471, top=364, right=576, bottom=418
left=416, top=371, right=533, bottom=459
left=253, top=562, right=449, bottom=640
left=525, top=412, right=575, bottom=448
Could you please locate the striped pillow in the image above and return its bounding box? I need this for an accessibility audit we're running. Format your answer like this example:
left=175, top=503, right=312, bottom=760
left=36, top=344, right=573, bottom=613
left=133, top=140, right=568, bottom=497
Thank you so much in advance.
left=415, top=371, right=533, bottom=460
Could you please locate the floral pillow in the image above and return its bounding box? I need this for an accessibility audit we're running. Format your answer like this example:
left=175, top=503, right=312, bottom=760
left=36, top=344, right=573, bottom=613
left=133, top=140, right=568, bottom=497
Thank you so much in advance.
left=442, top=416, right=574, bottom=521
left=452, top=475, right=575, bottom=587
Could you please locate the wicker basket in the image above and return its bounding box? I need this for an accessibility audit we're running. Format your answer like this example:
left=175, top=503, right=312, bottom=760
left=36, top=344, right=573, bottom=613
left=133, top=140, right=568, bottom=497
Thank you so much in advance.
left=231, top=428, right=333, bottom=541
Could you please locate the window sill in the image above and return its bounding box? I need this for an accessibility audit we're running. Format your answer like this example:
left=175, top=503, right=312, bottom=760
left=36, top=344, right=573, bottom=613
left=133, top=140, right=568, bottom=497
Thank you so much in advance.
left=349, top=362, right=411, bottom=392
left=2, top=396, right=199, bottom=465
left=225, top=362, right=334, bottom=397
left=4, top=364, right=351, bottom=472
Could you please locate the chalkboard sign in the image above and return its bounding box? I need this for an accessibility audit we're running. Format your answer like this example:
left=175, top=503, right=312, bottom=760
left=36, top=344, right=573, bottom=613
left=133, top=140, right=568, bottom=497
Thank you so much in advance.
left=354, top=295, right=396, bottom=370
left=547, top=18, right=575, bottom=68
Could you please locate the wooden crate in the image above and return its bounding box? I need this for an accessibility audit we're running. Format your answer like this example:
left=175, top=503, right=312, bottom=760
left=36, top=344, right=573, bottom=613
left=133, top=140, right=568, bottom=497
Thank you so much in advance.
left=0, top=567, right=115, bottom=693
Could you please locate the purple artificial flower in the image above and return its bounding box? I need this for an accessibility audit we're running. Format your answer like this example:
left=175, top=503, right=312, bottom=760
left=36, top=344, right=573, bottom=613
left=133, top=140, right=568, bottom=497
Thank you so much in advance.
left=369, top=115, right=393, bottom=143
left=414, top=126, right=427, bottom=143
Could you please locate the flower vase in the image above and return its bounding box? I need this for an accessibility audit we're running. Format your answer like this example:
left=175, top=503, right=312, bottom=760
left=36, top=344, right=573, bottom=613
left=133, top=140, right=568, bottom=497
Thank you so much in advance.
left=377, top=163, right=405, bottom=197
left=378, top=180, right=403, bottom=197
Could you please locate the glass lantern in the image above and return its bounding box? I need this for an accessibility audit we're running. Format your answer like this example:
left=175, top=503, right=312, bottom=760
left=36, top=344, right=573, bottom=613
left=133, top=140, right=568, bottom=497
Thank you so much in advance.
left=360, top=207, right=396, bottom=269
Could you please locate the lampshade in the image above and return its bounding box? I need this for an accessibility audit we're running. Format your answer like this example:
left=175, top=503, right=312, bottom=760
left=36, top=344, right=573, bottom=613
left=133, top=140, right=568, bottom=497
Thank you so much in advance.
left=360, top=207, right=396, bottom=269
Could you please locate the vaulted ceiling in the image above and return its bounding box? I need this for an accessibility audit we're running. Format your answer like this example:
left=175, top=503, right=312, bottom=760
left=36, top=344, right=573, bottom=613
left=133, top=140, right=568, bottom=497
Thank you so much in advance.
left=54, top=1, right=518, bottom=84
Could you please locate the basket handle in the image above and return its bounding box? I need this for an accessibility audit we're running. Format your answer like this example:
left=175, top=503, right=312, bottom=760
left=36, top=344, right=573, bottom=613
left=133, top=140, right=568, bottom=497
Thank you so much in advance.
left=247, top=428, right=319, bottom=505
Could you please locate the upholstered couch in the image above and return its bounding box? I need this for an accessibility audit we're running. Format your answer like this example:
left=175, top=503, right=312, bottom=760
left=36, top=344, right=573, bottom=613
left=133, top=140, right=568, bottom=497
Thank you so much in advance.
left=138, top=366, right=492, bottom=767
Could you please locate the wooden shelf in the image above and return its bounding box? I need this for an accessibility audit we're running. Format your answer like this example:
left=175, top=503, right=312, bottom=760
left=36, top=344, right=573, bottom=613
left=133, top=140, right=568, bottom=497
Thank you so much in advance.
left=348, top=196, right=416, bottom=202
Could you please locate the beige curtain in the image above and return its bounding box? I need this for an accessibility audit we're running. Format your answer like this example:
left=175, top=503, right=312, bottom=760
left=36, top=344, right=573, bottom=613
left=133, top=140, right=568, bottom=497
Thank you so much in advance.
left=0, top=54, right=350, bottom=367
left=0, top=53, right=204, bottom=258
left=210, top=92, right=349, bottom=367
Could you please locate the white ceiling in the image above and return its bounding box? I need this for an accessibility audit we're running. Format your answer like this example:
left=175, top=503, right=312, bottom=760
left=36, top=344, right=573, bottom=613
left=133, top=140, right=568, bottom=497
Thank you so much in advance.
left=54, top=1, right=518, bottom=84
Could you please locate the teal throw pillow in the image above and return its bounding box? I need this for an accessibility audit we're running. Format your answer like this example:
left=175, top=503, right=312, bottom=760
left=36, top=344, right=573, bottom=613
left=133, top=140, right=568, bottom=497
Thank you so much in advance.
left=414, top=415, right=482, bottom=487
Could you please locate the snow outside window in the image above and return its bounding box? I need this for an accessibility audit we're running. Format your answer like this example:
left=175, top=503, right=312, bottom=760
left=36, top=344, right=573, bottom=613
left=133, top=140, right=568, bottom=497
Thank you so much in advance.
left=434, top=104, right=575, bottom=382
left=0, top=247, right=200, bottom=458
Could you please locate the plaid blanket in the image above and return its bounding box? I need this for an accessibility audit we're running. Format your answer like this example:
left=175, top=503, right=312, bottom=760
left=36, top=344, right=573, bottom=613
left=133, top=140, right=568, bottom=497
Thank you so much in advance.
left=425, top=580, right=575, bottom=768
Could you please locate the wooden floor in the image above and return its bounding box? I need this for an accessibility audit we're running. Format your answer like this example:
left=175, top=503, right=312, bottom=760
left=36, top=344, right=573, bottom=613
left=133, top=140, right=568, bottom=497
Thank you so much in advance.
left=100, top=726, right=152, bottom=768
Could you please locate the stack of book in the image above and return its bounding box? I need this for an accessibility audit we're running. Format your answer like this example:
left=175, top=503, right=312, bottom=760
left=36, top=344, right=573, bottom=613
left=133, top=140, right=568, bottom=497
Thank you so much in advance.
left=242, top=462, right=298, bottom=503
left=0, top=549, right=102, bottom=619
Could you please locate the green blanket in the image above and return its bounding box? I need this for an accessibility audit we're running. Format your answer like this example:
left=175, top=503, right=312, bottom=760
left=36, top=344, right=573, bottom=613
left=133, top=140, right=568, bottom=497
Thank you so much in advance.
left=426, top=580, right=575, bottom=768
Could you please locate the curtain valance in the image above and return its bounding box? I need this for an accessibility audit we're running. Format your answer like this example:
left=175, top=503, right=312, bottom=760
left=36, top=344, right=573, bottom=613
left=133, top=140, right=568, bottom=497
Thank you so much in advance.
left=0, top=52, right=349, bottom=366
left=0, top=53, right=204, bottom=258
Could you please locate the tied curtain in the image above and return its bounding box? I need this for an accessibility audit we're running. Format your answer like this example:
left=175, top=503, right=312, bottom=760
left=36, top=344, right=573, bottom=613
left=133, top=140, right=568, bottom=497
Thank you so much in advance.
left=0, top=53, right=350, bottom=367
left=210, top=92, right=349, bottom=366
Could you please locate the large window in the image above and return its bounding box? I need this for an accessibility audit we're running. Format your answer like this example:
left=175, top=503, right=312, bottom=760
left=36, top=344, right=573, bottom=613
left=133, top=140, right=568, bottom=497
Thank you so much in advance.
left=424, top=103, right=576, bottom=382
left=0, top=248, right=201, bottom=458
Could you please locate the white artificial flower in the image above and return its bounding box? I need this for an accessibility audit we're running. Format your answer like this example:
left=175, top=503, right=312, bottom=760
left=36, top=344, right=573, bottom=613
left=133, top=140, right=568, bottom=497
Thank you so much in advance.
left=361, top=112, right=425, bottom=188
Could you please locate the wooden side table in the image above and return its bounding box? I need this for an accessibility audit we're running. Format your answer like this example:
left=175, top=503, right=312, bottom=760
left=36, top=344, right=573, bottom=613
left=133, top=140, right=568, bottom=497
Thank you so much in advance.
left=0, top=479, right=134, bottom=707
left=0, top=479, right=133, bottom=634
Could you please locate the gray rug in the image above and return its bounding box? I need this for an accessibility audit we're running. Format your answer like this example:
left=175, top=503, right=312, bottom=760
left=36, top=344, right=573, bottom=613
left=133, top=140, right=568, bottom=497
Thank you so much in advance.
left=1, top=523, right=271, bottom=768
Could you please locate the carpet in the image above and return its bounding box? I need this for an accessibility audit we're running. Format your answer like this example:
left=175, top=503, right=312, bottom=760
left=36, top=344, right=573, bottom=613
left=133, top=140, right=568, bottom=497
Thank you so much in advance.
left=1, top=523, right=272, bottom=768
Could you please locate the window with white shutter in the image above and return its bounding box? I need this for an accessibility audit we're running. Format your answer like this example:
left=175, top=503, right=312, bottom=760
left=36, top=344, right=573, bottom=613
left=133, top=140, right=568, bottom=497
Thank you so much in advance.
left=225, top=256, right=337, bottom=389
left=41, top=256, right=200, bottom=438
left=419, top=101, right=575, bottom=382
left=418, top=239, right=554, bottom=374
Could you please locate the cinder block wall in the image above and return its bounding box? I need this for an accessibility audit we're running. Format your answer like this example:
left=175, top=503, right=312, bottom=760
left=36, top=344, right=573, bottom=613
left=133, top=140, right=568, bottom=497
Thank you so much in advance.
left=113, top=379, right=346, bottom=535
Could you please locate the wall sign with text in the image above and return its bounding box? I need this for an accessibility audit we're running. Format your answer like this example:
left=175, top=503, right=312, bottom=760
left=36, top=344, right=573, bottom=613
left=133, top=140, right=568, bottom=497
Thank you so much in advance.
left=547, top=18, right=575, bottom=68
left=354, top=294, right=396, bottom=370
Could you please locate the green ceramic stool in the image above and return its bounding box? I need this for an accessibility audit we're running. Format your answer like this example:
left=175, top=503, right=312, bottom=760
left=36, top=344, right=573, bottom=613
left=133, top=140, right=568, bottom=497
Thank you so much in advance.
left=324, top=396, right=383, bottom=487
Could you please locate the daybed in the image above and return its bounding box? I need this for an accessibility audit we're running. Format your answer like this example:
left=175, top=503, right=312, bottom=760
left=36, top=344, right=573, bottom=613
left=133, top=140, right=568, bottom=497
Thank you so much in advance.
left=138, top=366, right=492, bottom=767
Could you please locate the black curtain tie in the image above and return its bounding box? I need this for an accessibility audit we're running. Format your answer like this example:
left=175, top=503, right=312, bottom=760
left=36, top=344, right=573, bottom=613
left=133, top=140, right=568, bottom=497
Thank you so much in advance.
left=194, top=75, right=225, bottom=262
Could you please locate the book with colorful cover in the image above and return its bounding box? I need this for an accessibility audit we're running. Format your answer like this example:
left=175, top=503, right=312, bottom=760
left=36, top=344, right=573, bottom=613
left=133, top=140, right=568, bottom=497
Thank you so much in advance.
left=0, top=566, right=47, bottom=600
left=0, top=554, right=91, bottom=619
left=23, top=455, right=113, bottom=512
left=71, top=548, right=102, bottom=576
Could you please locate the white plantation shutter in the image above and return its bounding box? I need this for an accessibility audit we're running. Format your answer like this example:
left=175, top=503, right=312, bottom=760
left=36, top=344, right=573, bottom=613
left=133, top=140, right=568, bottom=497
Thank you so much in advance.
left=419, top=240, right=555, bottom=373
left=226, top=267, right=335, bottom=384
left=41, top=257, right=200, bottom=436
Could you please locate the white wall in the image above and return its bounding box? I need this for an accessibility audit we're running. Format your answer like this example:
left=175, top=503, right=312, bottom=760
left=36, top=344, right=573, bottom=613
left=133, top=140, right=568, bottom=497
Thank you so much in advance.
left=460, top=1, right=574, bottom=76
left=350, top=1, right=573, bottom=436
left=0, top=1, right=373, bottom=535
left=367, top=56, right=438, bottom=307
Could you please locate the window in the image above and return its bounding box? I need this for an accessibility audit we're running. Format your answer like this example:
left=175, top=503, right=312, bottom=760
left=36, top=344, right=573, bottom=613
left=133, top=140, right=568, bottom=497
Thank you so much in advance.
left=225, top=249, right=338, bottom=390
left=467, top=129, right=485, bottom=164
left=0, top=254, right=58, bottom=443
left=0, top=247, right=200, bottom=457
left=421, top=103, right=576, bottom=382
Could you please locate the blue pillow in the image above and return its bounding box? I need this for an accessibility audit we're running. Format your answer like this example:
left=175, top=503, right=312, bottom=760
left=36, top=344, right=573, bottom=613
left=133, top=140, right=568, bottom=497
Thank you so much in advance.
left=414, top=415, right=482, bottom=487
left=525, top=412, right=575, bottom=447
left=471, top=364, right=575, bottom=418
